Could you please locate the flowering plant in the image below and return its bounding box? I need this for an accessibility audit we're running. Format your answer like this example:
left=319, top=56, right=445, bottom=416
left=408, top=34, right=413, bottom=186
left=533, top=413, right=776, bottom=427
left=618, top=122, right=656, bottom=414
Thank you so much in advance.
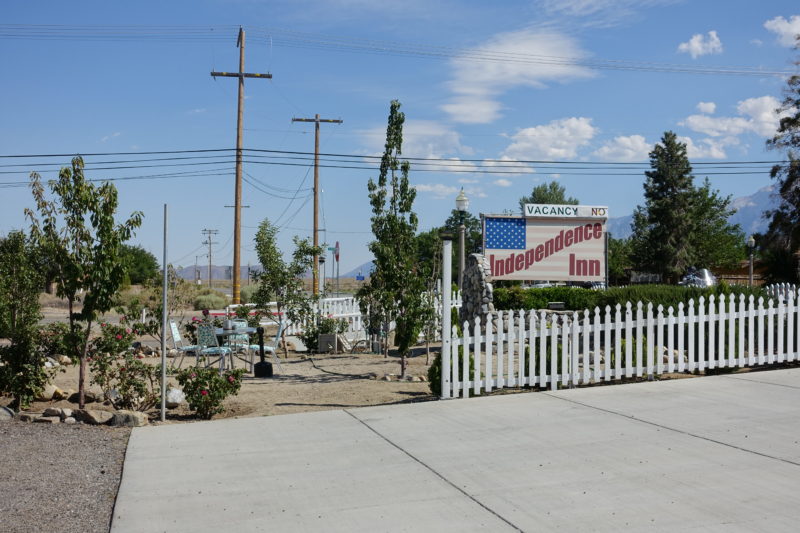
left=174, top=367, right=246, bottom=419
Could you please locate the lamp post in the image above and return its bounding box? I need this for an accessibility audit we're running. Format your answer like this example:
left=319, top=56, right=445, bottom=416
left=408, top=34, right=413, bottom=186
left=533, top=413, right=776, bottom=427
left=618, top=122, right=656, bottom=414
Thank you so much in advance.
left=455, top=188, right=469, bottom=291
left=747, top=235, right=756, bottom=287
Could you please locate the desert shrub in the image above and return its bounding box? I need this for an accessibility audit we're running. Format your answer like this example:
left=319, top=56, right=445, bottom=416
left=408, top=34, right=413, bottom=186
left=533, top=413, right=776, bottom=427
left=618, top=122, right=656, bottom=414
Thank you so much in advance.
left=300, top=315, right=348, bottom=353
left=193, top=292, right=228, bottom=311
left=175, top=366, right=246, bottom=419
left=238, top=284, right=258, bottom=304
left=37, top=322, right=73, bottom=361
left=428, top=346, right=475, bottom=397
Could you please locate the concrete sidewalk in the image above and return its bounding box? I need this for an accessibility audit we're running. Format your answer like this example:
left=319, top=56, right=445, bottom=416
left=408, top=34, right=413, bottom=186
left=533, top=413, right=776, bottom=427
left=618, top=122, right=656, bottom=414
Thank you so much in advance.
left=112, top=368, right=800, bottom=532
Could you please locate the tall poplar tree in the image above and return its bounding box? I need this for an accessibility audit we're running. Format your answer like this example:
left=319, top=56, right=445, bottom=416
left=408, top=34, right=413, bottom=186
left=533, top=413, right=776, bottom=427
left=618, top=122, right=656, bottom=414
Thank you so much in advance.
left=763, top=42, right=800, bottom=280
left=358, top=100, right=425, bottom=377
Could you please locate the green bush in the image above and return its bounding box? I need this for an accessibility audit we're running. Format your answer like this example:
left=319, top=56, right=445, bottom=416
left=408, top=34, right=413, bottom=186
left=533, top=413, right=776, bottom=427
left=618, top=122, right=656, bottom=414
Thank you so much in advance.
left=37, top=322, right=73, bottom=361
left=428, top=346, right=475, bottom=397
left=494, top=284, right=769, bottom=313
left=238, top=284, right=259, bottom=304
left=193, top=292, right=229, bottom=311
left=175, top=366, right=246, bottom=419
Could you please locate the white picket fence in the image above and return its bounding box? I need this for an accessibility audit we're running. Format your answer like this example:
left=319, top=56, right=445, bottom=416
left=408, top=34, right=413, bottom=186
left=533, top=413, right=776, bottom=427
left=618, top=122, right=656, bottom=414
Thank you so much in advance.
left=442, top=291, right=800, bottom=399
left=226, top=291, right=462, bottom=341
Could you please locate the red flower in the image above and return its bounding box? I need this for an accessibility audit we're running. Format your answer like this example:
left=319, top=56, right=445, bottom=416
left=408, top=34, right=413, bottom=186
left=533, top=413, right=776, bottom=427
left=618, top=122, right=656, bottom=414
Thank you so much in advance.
left=116, top=334, right=122, bottom=340
left=228, top=375, right=235, bottom=383
left=201, top=390, right=208, bottom=396
left=190, top=373, right=197, bottom=379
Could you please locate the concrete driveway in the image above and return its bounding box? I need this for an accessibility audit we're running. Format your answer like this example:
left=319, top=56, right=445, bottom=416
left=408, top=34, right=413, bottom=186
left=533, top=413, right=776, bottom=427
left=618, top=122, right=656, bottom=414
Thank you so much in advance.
left=112, top=368, right=800, bottom=532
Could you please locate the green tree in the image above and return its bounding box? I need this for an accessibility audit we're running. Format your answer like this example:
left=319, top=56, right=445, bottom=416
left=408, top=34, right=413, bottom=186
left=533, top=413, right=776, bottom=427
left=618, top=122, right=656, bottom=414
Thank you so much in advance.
left=688, top=179, right=745, bottom=269
left=358, top=100, right=426, bottom=377
left=518, top=181, right=579, bottom=213
left=251, top=218, right=321, bottom=355
left=763, top=42, right=800, bottom=280
left=630, top=132, right=697, bottom=281
left=631, top=132, right=743, bottom=280
left=607, top=236, right=632, bottom=286
left=26, top=157, right=143, bottom=408
left=120, top=244, right=159, bottom=285
left=0, top=231, right=49, bottom=409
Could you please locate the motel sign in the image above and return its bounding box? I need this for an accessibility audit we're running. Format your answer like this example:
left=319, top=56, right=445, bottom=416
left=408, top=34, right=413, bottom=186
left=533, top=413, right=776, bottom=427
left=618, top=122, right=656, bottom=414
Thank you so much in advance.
left=482, top=204, right=609, bottom=282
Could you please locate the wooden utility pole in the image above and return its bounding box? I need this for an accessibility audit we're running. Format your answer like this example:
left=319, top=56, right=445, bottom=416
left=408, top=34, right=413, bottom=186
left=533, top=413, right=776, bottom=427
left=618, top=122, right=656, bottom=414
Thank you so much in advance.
left=211, top=27, right=271, bottom=304
left=201, top=229, right=218, bottom=287
left=291, top=114, right=342, bottom=295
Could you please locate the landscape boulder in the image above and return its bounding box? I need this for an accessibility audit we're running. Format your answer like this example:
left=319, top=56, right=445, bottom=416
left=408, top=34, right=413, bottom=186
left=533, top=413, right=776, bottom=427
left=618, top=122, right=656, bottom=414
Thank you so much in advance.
left=109, top=410, right=149, bottom=427
left=165, top=388, right=185, bottom=409
left=36, top=384, right=57, bottom=402
left=34, top=416, right=61, bottom=424
left=75, top=409, right=114, bottom=425
left=0, top=406, right=15, bottom=421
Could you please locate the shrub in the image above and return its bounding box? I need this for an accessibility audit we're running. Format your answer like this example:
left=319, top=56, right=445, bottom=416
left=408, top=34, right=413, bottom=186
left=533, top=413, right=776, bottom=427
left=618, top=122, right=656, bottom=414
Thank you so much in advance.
left=174, top=367, right=246, bottom=419
left=193, top=292, right=228, bottom=311
left=114, top=355, right=161, bottom=411
left=494, top=284, right=769, bottom=313
left=239, top=284, right=258, bottom=304
left=299, top=315, right=348, bottom=353
left=428, top=346, right=475, bottom=397
left=37, top=322, right=72, bottom=361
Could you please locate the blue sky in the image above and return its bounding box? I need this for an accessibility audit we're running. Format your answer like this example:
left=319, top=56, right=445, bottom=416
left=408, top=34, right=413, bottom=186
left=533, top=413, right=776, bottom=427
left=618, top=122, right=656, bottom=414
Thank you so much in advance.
left=1, top=0, right=799, bottom=273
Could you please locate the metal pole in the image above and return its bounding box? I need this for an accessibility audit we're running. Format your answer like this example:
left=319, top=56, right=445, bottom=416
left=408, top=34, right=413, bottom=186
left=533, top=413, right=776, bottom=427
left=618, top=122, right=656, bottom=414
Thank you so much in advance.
left=160, top=204, right=168, bottom=422
left=749, top=250, right=754, bottom=287
left=441, top=235, right=453, bottom=399
left=458, top=223, right=466, bottom=290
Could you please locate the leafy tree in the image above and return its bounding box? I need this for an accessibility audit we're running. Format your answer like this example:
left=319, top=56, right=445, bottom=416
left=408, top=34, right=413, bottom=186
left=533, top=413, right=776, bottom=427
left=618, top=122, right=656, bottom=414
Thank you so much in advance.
left=26, top=157, right=143, bottom=408
left=688, top=179, right=745, bottom=268
left=631, top=133, right=743, bottom=281
left=358, top=100, right=426, bottom=376
left=518, top=181, right=579, bottom=213
left=0, top=231, right=49, bottom=409
left=251, top=218, right=321, bottom=355
left=120, top=244, right=159, bottom=285
left=607, top=236, right=632, bottom=286
left=763, top=42, right=800, bottom=280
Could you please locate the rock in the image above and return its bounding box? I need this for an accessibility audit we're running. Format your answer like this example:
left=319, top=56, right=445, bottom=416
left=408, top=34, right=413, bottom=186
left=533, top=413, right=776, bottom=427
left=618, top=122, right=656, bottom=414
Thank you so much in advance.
left=380, top=374, right=394, bottom=381
left=57, top=355, right=72, bottom=365
left=60, top=408, right=73, bottom=419
left=43, top=407, right=62, bottom=417
left=167, top=349, right=180, bottom=358
left=68, top=391, right=99, bottom=404
left=110, top=410, right=149, bottom=427
left=0, top=406, right=15, bottom=420
left=37, top=384, right=57, bottom=402
left=165, top=388, right=185, bottom=409
left=46, top=357, right=60, bottom=367
left=52, top=387, right=68, bottom=400
left=75, top=409, right=114, bottom=425
left=410, top=376, right=423, bottom=382
left=106, top=389, right=122, bottom=406
left=35, top=416, right=61, bottom=424
left=18, top=412, right=42, bottom=422
left=367, top=372, right=379, bottom=380
left=418, top=375, right=427, bottom=382
left=142, top=346, right=154, bottom=356
left=63, top=417, right=76, bottom=424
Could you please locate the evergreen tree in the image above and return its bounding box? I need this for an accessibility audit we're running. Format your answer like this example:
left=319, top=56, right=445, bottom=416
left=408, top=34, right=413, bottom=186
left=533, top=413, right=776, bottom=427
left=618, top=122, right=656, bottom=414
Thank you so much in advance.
left=518, top=181, right=579, bottom=213
left=631, top=131, right=695, bottom=281
left=763, top=42, right=800, bottom=280
left=630, top=132, right=743, bottom=280
left=357, top=100, right=426, bottom=376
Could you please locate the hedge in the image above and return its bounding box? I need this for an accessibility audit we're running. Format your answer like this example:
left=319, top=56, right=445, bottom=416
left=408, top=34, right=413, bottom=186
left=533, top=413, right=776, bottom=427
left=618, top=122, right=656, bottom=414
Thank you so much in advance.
left=493, top=283, right=769, bottom=312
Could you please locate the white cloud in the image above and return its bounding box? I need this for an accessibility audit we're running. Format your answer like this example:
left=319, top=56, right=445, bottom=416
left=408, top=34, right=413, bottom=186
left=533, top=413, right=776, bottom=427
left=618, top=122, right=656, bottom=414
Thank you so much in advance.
left=677, top=31, right=723, bottom=59
left=502, top=117, right=598, bottom=160
left=360, top=120, right=472, bottom=158
left=678, top=136, right=729, bottom=159
left=187, top=108, right=207, bottom=115
left=442, top=29, right=594, bottom=124
left=458, top=178, right=478, bottom=184
left=764, top=15, right=800, bottom=47
left=482, top=156, right=535, bottom=174
left=592, top=135, right=652, bottom=161
left=681, top=95, right=784, bottom=138
left=750, top=38, right=763, bottom=47
left=535, top=0, right=678, bottom=28
left=696, top=101, right=716, bottom=114
left=100, top=132, right=121, bottom=143
left=493, top=178, right=512, bottom=187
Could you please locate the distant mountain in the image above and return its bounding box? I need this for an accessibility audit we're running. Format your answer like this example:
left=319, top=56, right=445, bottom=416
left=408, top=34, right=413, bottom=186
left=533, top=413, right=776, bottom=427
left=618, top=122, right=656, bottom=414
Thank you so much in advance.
left=606, top=185, right=776, bottom=240
left=341, top=261, right=375, bottom=278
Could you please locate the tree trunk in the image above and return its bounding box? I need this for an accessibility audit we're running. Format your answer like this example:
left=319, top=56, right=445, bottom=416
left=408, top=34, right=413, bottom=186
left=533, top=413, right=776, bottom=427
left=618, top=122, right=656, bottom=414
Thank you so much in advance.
left=78, top=321, right=92, bottom=409
left=400, top=352, right=407, bottom=378
left=425, top=338, right=430, bottom=366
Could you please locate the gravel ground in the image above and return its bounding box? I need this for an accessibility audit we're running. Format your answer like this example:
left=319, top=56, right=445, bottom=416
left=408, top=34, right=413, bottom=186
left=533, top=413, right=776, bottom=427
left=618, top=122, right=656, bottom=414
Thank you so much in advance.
left=0, top=419, right=130, bottom=533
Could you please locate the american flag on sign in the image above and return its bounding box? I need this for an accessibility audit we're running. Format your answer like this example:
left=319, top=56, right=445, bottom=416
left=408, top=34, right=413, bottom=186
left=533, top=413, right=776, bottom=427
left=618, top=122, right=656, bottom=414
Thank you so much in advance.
left=485, top=217, right=526, bottom=249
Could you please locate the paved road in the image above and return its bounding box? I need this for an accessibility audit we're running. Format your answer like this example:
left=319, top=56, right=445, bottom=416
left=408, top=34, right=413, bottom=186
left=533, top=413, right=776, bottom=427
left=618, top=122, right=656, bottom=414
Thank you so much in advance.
left=112, top=368, right=800, bottom=532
